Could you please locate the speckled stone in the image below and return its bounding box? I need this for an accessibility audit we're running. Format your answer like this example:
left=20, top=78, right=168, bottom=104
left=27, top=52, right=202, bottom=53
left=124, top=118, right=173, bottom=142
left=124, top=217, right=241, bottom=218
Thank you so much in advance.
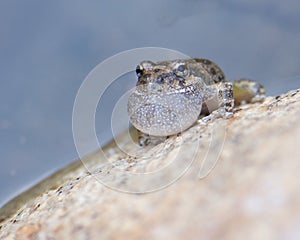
left=1, top=89, right=300, bottom=240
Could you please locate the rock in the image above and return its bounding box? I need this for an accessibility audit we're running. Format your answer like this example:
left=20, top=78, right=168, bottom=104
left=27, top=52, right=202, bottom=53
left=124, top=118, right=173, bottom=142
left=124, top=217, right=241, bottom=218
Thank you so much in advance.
left=1, top=89, right=300, bottom=240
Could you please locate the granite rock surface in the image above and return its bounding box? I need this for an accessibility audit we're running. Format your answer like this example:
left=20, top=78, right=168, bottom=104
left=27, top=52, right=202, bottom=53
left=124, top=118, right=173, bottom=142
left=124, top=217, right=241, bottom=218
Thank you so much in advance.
left=1, top=89, right=300, bottom=240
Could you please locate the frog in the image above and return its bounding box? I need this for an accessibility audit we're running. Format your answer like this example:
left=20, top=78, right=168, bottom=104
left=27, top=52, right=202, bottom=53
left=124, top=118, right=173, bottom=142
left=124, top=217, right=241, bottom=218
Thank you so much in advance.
left=127, top=58, right=265, bottom=146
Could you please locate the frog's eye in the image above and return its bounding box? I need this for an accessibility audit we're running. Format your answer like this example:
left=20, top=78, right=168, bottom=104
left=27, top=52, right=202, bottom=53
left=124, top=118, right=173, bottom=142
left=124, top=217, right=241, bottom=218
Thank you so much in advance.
left=174, top=63, right=189, bottom=77
left=136, top=65, right=144, bottom=77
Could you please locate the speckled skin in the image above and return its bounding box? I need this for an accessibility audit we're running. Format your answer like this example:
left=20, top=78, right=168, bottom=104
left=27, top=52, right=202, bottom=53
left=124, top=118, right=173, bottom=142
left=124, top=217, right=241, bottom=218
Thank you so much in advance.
left=127, top=58, right=265, bottom=146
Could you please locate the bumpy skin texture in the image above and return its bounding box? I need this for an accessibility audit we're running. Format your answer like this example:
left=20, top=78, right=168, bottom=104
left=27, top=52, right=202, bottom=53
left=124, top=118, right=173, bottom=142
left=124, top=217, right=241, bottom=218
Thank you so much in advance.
left=127, top=58, right=265, bottom=146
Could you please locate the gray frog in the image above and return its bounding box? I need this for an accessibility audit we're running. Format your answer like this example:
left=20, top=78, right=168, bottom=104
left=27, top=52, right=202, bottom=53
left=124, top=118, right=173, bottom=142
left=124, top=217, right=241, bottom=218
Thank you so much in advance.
left=127, top=58, right=265, bottom=146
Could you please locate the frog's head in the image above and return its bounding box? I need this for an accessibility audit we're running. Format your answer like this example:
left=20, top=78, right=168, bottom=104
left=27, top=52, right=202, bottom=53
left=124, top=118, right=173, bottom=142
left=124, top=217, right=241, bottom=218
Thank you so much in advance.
left=135, top=60, right=192, bottom=92
left=128, top=59, right=204, bottom=137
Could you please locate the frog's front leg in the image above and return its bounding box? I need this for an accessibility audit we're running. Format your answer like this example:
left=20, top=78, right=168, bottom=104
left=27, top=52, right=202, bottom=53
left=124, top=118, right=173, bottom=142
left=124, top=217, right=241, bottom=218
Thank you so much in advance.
left=199, top=81, right=234, bottom=124
left=217, top=81, right=234, bottom=112
left=201, top=81, right=234, bottom=122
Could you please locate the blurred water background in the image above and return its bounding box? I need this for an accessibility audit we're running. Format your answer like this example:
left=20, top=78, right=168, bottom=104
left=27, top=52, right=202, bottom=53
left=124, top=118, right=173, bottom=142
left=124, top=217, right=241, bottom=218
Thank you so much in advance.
left=1, top=0, right=300, bottom=205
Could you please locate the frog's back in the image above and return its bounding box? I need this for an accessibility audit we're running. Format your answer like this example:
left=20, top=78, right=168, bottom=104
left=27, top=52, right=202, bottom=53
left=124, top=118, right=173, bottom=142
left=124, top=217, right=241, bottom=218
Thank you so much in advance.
left=184, top=58, right=226, bottom=86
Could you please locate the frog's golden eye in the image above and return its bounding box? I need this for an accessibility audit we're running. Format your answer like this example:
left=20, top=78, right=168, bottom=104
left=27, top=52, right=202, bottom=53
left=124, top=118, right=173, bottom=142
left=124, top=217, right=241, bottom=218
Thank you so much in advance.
left=174, top=63, right=189, bottom=77
left=136, top=65, right=144, bottom=77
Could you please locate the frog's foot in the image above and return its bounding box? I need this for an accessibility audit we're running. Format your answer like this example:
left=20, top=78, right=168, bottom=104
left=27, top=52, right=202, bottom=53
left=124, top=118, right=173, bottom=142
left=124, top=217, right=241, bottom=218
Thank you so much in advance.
left=199, top=105, right=235, bottom=124
left=137, top=130, right=167, bottom=147
left=233, top=79, right=266, bottom=105
left=199, top=108, right=233, bottom=124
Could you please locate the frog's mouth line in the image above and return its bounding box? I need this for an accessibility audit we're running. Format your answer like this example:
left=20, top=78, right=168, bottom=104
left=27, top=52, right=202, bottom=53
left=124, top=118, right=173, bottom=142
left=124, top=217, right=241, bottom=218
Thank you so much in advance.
left=134, top=83, right=200, bottom=101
